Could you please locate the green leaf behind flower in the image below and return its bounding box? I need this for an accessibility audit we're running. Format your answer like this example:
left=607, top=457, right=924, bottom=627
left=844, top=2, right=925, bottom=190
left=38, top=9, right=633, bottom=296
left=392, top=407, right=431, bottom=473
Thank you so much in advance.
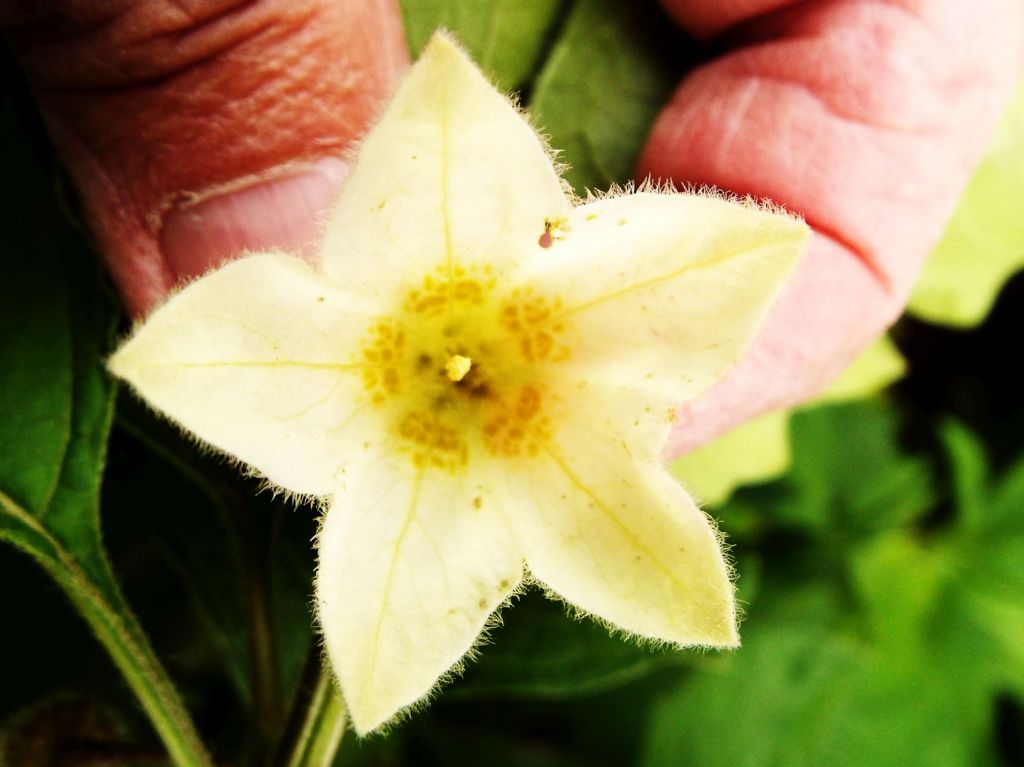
left=0, top=99, right=211, bottom=767
left=765, top=399, right=936, bottom=534
left=400, top=0, right=564, bottom=90
left=0, top=99, right=123, bottom=624
left=644, top=414, right=1024, bottom=767
left=450, top=591, right=678, bottom=700
left=530, top=0, right=685, bottom=193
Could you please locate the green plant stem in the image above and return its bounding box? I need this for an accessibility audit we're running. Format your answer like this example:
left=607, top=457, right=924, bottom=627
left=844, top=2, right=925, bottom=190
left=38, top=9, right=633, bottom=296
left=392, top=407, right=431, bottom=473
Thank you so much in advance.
left=236, top=501, right=283, bottom=761
left=278, top=659, right=348, bottom=767
left=0, top=493, right=214, bottom=767
left=74, top=584, right=215, bottom=767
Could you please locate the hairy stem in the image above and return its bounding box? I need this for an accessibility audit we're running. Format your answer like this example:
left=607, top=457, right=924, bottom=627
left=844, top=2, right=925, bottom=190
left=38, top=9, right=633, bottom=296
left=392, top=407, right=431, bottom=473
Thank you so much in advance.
left=0, top=490, right=214, bottom=767
left=276, top=654, right=347, bottom=767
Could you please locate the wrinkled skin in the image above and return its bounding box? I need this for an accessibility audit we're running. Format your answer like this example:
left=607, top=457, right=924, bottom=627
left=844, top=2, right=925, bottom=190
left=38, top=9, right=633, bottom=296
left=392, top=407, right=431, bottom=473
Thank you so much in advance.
left=3, top=0, right=408, bottom=315
left=4, top=0, right=1022, bottom=451
left=644, top=0, right=1023, bottom=453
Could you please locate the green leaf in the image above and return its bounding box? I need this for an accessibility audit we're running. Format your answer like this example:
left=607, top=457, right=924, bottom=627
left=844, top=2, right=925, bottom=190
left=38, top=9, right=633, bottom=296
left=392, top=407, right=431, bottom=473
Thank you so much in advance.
left=0, top=100, right=212, bottom=767
left=641, top=580, right=996, bottom=767
left=651, top=384, right=1016, bottom=765
left=530, top=0, right=685, bottom=193
left=940, top=419, right=990, bottom=532
left=989, top=446, right=1024, bottom=533
left=952, top=535, right=1024, bottom=696
left=0, top=102, right=122, bottom=639
left=816, top=661, right=995, bottom=767
left=909, top=77, right=1024, bottom=327
left=450, top=591, right=677, bottom=700
left=0, top=224, right=114, bottom=590
left=950, top=450, right=1024, bottom=695
left=768, top=399, right=937, bottom=534
left=400, top=0, right=563, bottom=90
left=849, top=532, right=951, bottom=657
left=924, top=425, right=1024, bottom=696
left=641, top=585, right=864, bottom=767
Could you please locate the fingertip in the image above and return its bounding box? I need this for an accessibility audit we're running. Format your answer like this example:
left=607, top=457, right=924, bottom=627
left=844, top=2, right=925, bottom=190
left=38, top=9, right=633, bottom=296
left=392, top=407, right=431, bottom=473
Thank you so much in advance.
left=10, top=0, right=407, bottom=317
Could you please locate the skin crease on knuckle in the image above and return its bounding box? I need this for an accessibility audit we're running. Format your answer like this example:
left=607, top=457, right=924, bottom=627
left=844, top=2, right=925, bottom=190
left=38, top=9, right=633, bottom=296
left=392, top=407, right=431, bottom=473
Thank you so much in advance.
left=644, top=0, right=1024, bottom=453
left=3, top=0, right=409, bottom=317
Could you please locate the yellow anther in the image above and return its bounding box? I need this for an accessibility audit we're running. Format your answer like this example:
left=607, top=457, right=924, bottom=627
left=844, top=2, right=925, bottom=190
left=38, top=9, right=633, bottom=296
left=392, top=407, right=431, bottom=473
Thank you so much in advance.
left=445, top=354, right=473, bottom=382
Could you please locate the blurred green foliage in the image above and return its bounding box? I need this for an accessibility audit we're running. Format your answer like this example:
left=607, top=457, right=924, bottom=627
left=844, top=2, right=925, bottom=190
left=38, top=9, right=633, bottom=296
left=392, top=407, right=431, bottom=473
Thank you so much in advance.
left=2, top=1, right=1024, bottom=765
left=644, top=414, right=1024, bottom=767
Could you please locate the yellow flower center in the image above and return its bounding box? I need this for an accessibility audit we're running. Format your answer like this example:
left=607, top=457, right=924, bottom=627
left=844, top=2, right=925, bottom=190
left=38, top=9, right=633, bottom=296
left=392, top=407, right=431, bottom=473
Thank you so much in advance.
left=358, top=264, right=575, bottom=471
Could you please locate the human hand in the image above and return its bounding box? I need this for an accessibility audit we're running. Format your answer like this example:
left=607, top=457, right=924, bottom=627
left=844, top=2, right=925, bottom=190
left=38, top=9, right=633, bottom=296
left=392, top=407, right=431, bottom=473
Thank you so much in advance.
left=7, top=1, right=1021, bottom=456
left=640, top=0, right=1024, bottom=455
left=2, top=0, right=408, bottom=318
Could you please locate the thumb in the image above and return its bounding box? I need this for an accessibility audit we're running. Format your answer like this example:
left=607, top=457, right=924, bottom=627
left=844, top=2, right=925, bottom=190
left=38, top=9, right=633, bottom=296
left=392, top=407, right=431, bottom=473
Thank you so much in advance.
left=4, top=0, right=408, bottom=317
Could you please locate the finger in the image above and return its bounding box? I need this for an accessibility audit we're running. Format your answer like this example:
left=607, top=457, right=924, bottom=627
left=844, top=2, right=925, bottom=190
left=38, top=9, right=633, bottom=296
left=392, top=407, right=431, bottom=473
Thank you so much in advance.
left=4, top=0, right=408, bottom=317
left=639, top=0, right=1024, bottom=453
left=658, top=0, right=799, bottom=39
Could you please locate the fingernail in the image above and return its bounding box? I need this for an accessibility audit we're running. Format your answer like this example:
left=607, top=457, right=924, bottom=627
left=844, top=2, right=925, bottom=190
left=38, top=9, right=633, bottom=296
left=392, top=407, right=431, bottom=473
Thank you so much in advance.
left=160, top=156, right=349, bottom=281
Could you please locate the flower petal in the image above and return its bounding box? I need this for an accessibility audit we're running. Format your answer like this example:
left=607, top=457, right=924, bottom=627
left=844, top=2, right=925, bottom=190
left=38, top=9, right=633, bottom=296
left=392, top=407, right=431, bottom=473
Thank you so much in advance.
left=522, top=191, right=808, bottom=405
left=513, top=418, right=737, bottom=647
left=317, top=451, right=522, bottom=734
left=108, top=253, right=373, bottom=495
left=320, top=33, right=570, bottom=299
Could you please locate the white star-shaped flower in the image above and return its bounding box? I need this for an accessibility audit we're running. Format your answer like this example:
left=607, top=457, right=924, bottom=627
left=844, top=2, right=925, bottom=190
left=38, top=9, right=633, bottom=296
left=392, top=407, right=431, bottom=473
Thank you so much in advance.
left=109, top=34, right=808, bottom=734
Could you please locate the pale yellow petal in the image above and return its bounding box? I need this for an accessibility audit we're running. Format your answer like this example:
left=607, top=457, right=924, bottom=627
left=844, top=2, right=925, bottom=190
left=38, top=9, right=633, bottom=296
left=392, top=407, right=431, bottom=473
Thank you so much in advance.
left=321, top=32, right=570, bottom=300
left=108, top=254, right=373, bottom=496
left=520, top=192, right=808, bottom=406
left=317, top=451, right=522, bottom=734
left=511, top=418, right=737, bottom=647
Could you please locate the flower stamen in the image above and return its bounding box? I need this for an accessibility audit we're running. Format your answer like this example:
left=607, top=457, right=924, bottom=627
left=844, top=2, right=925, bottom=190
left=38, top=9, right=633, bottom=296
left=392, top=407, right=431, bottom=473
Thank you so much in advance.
left=445, top=354, right=472, bottom=382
